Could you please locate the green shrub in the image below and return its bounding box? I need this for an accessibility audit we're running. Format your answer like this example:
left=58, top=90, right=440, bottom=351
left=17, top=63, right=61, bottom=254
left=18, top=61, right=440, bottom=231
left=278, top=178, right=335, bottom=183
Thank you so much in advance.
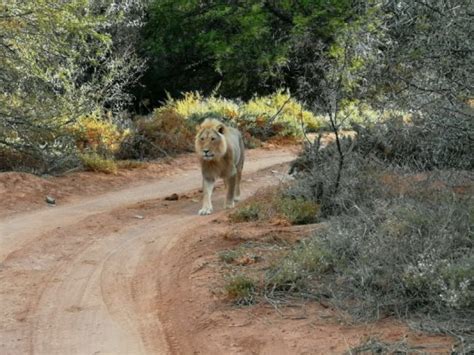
left=273, top=135, right=473, bottom=343
left=72, top=111, right=129, bottom=156
left=118, top=109, right=195, bottom=159
left=79, top=153, right=118, bottom=174
left=289, top=144, right=384, bottom=217
left=322, top=195, right=472, bottom=313
left=156, top=91, right=323, bottom=142
left=219, top=249, right=242, bottom=264
left=229, top=203, right=262, bottom=223
left=267, top=187, right=473, bottom=335
left=244, top=90, right=321, bottom=135
left=354, top=114, right=474, bottom=170
left=224, top=275, right=257, bottom=305
left=278, top=197, right=320, bottom=225
left=230, top=191, right=320, bottom=225
left=266, top=239, right=332, bottom=294
left=163, top=92, right=240, bottom=121
left=0, top=145, right=52, bottom=173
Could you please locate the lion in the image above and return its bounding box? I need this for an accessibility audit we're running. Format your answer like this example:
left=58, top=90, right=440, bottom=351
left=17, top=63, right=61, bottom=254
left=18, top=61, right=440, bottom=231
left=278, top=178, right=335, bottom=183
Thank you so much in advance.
left=195, top=118, right=245, bottom=215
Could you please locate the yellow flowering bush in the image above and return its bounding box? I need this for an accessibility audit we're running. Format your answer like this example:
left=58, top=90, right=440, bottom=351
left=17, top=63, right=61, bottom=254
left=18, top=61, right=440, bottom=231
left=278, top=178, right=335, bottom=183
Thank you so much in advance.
left=72, top=111, right=130, bottom=155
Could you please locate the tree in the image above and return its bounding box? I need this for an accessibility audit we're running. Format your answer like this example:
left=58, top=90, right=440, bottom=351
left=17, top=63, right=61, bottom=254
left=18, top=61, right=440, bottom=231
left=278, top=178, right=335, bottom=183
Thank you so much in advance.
left=292, top=9, right=385, bottom=203
left=296, top=0, right=473, bottom=174
left=376, top=0, right=473, bottom=169
left=138, top=0, right=354, bottom=107
left=291, top=0, right=472, bottom=217
left=0, top=0, right=146, bottom=173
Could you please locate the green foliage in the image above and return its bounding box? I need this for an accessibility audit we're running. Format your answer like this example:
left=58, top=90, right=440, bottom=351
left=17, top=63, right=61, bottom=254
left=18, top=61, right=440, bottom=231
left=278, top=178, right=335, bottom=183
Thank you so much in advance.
left=278, top=197, right=320, bottom=225
left=229, top=203, right=262, bottom=223
left=162, top=92, right=240, bottom=122
left=139, top=0, right=355, bottom=103
left=79, top=153, right=118, bottom=174
left=0, top=0, right=144, bottom=173
left=224, top=275, right=257, bottom=305
left=266, top=239, right=331, bottom=294
left=73, top=112, right=130, bottom=156
left=277, top=143, right=474, bottom=343
left=118, top=109, right=195, bottom=160
left=243, top=90, right=321, bottom=135
left=158, top=91, right=321, bottom=141
left=219, top=249, right=242, bottom=264
left=230, top=189, right=319, bottom=225
left=354, top=114, right=474, bottom=170
left=315, top=193, right=473, bottom=314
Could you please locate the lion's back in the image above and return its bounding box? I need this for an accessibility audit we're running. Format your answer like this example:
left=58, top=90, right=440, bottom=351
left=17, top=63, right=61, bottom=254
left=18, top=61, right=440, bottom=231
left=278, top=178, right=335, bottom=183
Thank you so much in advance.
left=225, top=127, right=244, bottom=169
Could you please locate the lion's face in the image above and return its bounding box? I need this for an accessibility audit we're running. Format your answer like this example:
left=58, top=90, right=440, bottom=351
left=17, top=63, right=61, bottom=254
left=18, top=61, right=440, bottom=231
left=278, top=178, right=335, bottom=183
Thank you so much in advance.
left=195, top=127, right=227, bottom=161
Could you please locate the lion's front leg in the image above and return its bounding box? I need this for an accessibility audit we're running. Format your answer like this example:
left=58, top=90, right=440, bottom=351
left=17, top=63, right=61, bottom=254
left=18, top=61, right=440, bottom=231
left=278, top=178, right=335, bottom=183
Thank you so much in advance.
left=199, top=178, right=215, bottom=215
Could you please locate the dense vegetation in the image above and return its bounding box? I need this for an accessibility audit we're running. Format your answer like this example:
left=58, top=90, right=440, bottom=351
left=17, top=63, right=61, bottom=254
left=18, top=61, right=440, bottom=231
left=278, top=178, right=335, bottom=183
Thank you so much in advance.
left=1, top=0, right=145, bottom=172
left=1, top=0, right=473, bottom=349
left=139, top=0, right=354, bottom=104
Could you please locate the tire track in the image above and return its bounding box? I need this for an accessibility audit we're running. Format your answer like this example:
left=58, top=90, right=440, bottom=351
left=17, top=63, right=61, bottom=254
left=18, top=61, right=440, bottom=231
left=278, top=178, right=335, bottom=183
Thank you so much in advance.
left=0, top=151, right=295, bottom=354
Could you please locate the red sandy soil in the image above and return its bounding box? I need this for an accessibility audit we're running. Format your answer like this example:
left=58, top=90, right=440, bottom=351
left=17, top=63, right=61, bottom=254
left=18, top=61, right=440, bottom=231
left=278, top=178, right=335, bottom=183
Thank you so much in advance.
left=0, top=147, right=454, bottom=354
left=0, top=146, right=296, bottom=218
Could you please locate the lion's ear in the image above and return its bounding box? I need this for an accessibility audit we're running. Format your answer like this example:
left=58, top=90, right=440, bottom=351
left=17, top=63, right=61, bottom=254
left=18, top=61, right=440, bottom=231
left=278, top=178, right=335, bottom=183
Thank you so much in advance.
left=217, top=124, right=225, bottom=134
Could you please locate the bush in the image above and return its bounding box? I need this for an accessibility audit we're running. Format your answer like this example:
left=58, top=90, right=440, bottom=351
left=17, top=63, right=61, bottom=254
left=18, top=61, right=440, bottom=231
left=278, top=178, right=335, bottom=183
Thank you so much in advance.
left=157, top=91, right=323, bottom=143
left=224, top=275, right=257, bottom=305
left=242, top=90, right=322, bottom=137
left=163, top=92, right=240, bottom=122
left=289, top=142, right=385, bottom=217
left=1, top=1, right=144, bottom=174
left=310, top=194, right=473, bottom=318
left=265, top=238, right=332, bottom=295
left=0, top=133, right=80, bottom=174
left=278, top=197, right=320, bottom=225
left=230, top=189, right=320, bottom=225
left=72, top=112, right=129, bottom=156
left=79, top=153, right=118, bottom=174
left=269, top=150, right=473, bottom=342
left=229, top=203, right=262, bottom=223
left=118, top=109, right=195, bottom=159
left=354, top=114, right=474, bottom=170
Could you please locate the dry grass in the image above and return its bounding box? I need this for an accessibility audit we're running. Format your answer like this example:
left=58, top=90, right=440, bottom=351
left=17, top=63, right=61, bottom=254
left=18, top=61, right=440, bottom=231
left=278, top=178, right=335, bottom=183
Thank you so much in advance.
left=79, top=153, right=118, bottom=174
left=229, top=187, right=320, bottom=225
left=116, top=160, right=147, bottom=170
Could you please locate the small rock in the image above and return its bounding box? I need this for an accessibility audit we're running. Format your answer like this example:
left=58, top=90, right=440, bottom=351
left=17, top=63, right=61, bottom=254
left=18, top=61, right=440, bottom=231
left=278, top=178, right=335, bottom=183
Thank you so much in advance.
left=45, top=196, right=56, bottom=205
left=164, top=193, right=179, bottom=201
left=271, top=170, right=278, bottom=174
left=134, top=215, right=144, bottom=219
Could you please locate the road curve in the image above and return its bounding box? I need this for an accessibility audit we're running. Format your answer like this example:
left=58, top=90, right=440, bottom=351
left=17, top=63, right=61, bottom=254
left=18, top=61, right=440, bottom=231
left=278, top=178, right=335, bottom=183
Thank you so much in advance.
left=0, top=150, right=296, bottom=354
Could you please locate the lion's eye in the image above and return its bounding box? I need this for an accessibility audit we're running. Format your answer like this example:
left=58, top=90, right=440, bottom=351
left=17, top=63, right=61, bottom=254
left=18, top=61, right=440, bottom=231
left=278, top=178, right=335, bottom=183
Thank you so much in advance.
left=211, top=137, right=215, bottom=141
left=200, top=137, right=204, bottom=141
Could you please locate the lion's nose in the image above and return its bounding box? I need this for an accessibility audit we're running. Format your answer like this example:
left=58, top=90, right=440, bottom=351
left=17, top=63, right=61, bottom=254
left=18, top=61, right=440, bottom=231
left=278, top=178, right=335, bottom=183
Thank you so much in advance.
left=203, top=149, right=209, bottom=154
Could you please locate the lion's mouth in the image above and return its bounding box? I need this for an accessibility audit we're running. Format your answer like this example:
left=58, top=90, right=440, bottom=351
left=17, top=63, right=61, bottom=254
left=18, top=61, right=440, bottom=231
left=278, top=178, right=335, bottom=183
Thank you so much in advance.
left=202, top=153, right=214, bottom=160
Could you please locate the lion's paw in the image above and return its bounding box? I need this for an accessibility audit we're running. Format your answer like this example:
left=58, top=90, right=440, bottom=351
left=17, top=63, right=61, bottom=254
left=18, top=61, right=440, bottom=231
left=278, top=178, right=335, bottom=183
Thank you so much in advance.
left=198, top=207, right=213, bottom=215
left=224, top=202, right=235, bottom=209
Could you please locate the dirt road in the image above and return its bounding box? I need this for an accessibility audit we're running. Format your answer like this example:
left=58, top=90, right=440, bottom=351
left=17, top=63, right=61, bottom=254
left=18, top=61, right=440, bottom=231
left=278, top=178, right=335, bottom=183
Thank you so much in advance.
left=0, top=150, right=296, bottom=354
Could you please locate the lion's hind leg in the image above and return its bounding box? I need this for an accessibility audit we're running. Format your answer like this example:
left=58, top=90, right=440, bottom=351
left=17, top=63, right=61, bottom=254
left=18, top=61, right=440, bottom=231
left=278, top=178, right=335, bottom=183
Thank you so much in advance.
left=234, top=169, right=242, bottom=202
left=224, top=175, right=236, bottom=209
